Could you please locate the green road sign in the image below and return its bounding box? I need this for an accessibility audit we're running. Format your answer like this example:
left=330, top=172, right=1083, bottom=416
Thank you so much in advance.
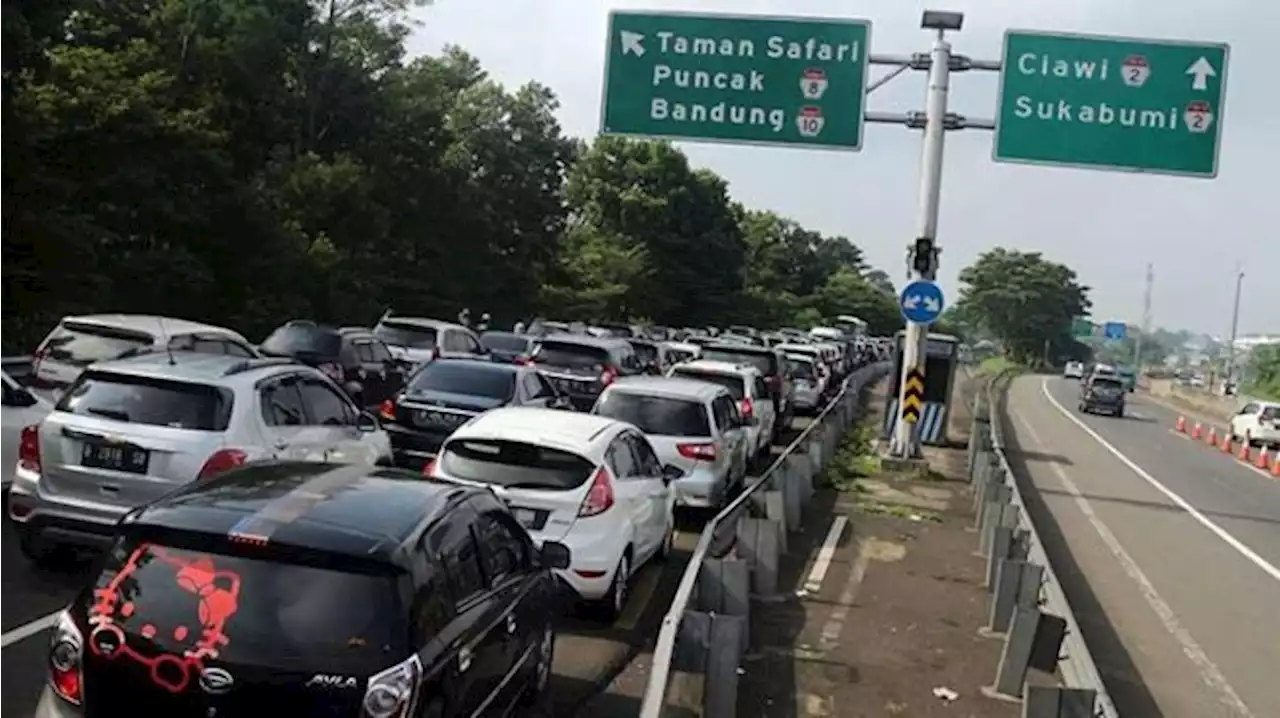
left=601, top=11, right=871, bottom=151
left=994, top=30, right=1229, bottom=177
left=1071, top=317, right=1096, bottom=338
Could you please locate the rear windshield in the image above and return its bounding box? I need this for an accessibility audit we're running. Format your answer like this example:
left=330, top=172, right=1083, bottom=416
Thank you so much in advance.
left=440, top=439, right=595, bottom=490
left=57, top=371, right=233, bottom=431
left=89, top=540, right=403, bottom=671
left=260, top=324, right=342, bottom=359
left=480, top=332, right=530, bottom=353
left=666, top=349, right=696, bottom=364
left=700, top=347, right=775, bottom=376
left=373, top=321, right=438, bottom=349
left=670, top=369, right=745, bottom=400
left=532, top=341, right=610, bottom=369
left=593, top=392, right=710, bottom=436
left=788, top=359, right=815, bottom=379
left=41, top=322, right=151, bottom=367
left=1091, top=377, right=1124, bottom=389
left=406, top=362, right=515, bottom=400
left=629, top=341, right=659, bottom=364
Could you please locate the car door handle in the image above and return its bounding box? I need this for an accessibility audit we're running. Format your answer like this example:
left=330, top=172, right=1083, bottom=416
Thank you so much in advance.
left=458, top=645, right=472, bottom=672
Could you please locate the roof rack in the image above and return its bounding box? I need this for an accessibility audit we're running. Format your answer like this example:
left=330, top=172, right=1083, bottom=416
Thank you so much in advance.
left=222, top=357, right=300, bottom=376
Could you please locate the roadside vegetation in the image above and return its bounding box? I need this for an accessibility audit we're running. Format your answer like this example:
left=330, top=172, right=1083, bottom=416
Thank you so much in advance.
left=818, top=422, right=944, bottom=522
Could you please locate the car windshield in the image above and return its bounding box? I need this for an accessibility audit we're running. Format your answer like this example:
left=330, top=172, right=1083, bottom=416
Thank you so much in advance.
left=89, top=539, right=403, bottom=672
left=532, top=341, right=610, bottom=369
left=700, top=348, right=774, bottom=376
left=593, top=392, right=710, bottom=436
left=789, top=359, right=815, bottom=379
left=373, top=321, right=437, bottom=349
left=57, top=371, right=233, bottom=431
left=406, top=362, right=515, bottom=400
left=260, top=324, right=342, bottom=358
left=440, top=438, right=595, bottom=490
left=480, top=332, right=530, bottom=353
left=670, top=369, right=745, bottom=400
left=42, top=322, right=151, bottom=367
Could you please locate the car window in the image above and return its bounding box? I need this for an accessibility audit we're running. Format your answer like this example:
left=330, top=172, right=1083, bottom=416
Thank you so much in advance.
left=406, top=362, right=516, bottom=401
left=520, top=372, right=547, bottom=400
left=700, top=348, right=775, bottom=376
left=480, top=333, right=530, bottom=353
left=40, top=322, right=151, bottom=367
left=411, top=571, right=453, bottom=643
left=671, top=369, right=745, bottom=400
left=712, top=395, right=735, bottom=431
left=459, top=333, right=482, bottom=353
left=261, top=378, right=306, bottom=426
left=89, top=539, right=404, bottom=671
left=606, top=438, right=640, bottom=478
left=1240, top=403, right=1259, bottom=415
left=476, top=511, right=531, bottom=585
left=593, top=392, right=711, bottom=437
left=354, top=341, right=375, bottom=363
left=439, top=521, right=488, bottom=606
left=789, top=359, right=815, bottom=379
left=297, top=378, right=355, bottom=425
left=57, top=371, right=233, bottom=431
left=368, top=340, right=393, bottom=363
left=440, top=439, right=596, bottom=490
left=1260, top=406, right=1280, bottom=421
left=374, top=321, right=437, bottom=349
left=628, top=434, right=663, bottom=476
left=754, top=376, right=770, bottom=399
left=629, top=342, right=659, bottom=365
left=1091, top=378, right=1124, bottom=390
left=532, top=341, right=610, bottom=369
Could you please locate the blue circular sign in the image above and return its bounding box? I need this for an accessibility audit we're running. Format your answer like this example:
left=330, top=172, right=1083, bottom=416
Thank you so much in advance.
left=900, top=280, right=945, bottom=325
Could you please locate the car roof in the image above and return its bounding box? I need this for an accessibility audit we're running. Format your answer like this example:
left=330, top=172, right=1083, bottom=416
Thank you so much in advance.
left=124, top=462, right=477, bottom=566
left=537, top=334, right=629, bottom=349
left=701, top=342, right=773, bottom=356
left=672, top=359, right=758, bottom=377
left=61, top=314, right=247, bottom=342
left=448, top=406, right=623, bottom=456
left=606, top=376, right=728, bottom=402
left=377, top=316, right=469, bottom=332
left=84, top=352, right=305, bottom=385
left=425, top=357, right=521, bottom=374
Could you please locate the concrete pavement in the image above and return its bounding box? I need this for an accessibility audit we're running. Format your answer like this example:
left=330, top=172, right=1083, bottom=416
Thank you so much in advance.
left=1003, top=375, right=1280, bottom=718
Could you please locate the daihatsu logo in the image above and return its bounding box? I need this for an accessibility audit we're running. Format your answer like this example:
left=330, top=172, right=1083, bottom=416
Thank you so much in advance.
left=199, top=667, right=234, bottom=695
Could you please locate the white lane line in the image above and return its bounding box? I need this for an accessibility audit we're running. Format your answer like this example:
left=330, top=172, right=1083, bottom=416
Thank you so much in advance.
left=804, top=515, right=848, bottom=593
left=1015, top=411, right=1255, bottom=718
left=1040, top=377, right=1280, bottom=585
left=1, top=611, right=59, bottom=650
left=818, top=538, right=872, bottom=650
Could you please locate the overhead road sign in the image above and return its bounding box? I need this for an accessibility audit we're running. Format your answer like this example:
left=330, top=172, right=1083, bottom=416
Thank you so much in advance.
left=901, top=367, right=925, bottom=424
left=1071, top=317, right=1096, bottom=339
left=994, top=30, right=1229, bottom=178
left=601, top=11, right=871, bottom=151
left=1103, top=321, right=1128, bottom=340
left=899, top=280, right=945, bottom=325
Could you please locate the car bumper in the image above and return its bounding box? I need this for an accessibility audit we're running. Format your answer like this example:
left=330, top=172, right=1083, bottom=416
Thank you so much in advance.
left=7, top=468, right=124, bottom=549
left=792, top=389, right=821, bottom=410
left=672, top=465, right=731, bottom=509
left=532, top=519, right=632, bottom=601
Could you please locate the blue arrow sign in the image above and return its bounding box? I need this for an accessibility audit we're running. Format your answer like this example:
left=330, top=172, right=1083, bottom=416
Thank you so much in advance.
left=899, top=280, right=945, bottom=325
left=1103, top=321, right=1127, bottom=340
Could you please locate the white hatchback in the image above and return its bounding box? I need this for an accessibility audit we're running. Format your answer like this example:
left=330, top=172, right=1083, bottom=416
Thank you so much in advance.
left=427, top=407, right=677, bottom=619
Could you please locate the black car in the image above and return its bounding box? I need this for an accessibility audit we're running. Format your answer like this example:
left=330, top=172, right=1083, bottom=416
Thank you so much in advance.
left=479, top=331, right=536, bottom=364
left=1079, top=375, right=1126, bottom=416
left=257, top=321, right=409, bottom=409
left=529, top=336, right=642, bottom=411
left=626, top=339, right=665, bottom=375
left=35, top=461, right=572, bottom=718
left=382, top=359, right=571, bottom=469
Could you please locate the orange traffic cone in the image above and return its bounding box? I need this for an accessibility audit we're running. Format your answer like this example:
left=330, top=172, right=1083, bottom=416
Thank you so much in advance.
left=1192, top=422, right=1203, bottom=440
left=1237, top=440, right=1251, bottom=462
left=1272, top=453, right=1280, bottom=477
left=1221, top=433, right=1234, bottom=453
left=1254, top=446, right=1271, bottom=470
left=1207, top=427, right=1218, bottom=445
left=1176, top=416, right=1187, bottom=433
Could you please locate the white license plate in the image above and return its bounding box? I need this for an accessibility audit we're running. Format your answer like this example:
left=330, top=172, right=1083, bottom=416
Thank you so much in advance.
left=512, top=508, right=537, bottom=527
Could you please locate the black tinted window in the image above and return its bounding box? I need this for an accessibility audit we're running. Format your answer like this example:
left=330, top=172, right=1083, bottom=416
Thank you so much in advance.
left=407, top=362, right=516, bottom=400
left=373, top=321, right=437, bottom=349
left=260, top=324, right=342, bottom=359
left=476, top=512, right=529, bottom=583
left=90, top=540, right=403, bottom=670
left=593, top=392, right=711, bottom=437
left=1092, top=378, right=1124, bottom=389
left=699, top=348, right=776, bottom=376
left=58, top=372, right=232, bottom=431
left=441, top=525, right=487, bottom=604
left=790, top=360, right=815, bottom=378
left=532, top=341, right=610, bottom=369
left=42, top=322, right=150, bottom=367
left=261, top=379, right=305, bottom=426
left=671, top=369, right=745, bottom=400
left=369, top=341, right=393, bottom=362
left=480, top=332, right=530, bottom=353
left=440, top=439, right=595, bottom=490
left=629, top=342, right=659, bottom=364
left=354, top=342, right=375, bottom=362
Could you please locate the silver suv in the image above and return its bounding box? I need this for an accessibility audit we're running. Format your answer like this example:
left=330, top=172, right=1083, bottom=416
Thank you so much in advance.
left=8, top=353, right=393, bottom=565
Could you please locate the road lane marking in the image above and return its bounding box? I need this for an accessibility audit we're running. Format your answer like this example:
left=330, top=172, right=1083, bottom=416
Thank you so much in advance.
left=1, top=611, right=59, bottom=649
left=818, top=537, right=871, bottom=650
left=1041, top=378, right=1280, bottom=584
left=804, top=515, right=848, bottom=593
left=1015, top=412, right=1255, bottom=718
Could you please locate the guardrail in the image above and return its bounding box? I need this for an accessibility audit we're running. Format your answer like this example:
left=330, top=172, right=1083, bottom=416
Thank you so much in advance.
left=638, top=361, right=889, bottom=718
left=970, top=369, right=1121, bottom=717
left=2, top=355, right=34, bottom=382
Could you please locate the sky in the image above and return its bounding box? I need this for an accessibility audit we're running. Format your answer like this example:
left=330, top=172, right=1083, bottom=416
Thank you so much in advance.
left=405, top=0, right=1278, bottom=337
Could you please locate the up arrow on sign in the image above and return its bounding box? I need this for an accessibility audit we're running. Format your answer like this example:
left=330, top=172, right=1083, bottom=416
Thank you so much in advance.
left=1186, top=56, right=1216, bottom=90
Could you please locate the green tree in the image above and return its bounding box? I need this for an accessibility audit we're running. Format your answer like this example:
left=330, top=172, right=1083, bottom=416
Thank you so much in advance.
left=1244, top=343, right=1280, bottom=400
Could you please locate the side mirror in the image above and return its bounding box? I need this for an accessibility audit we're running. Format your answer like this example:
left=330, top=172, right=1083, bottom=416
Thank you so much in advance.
left=539, top=541, right=572, bottom=570
left=661, top=464, right=685, bottom=483
left=355, top=411, right=380, bottom=433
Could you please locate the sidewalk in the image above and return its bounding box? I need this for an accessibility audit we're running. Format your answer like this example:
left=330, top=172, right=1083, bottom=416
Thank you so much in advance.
left=739, top=377, right=1019, bottom=718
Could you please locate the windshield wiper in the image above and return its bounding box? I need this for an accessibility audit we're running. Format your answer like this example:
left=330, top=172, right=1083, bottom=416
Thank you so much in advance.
left=85, top=407, right=131, bottom=422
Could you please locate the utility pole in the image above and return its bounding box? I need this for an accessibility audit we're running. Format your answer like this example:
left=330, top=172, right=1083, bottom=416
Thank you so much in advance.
left=1133, top=263, right=1154, bottom=370
left=1225, top=264, right=1244, bottom=387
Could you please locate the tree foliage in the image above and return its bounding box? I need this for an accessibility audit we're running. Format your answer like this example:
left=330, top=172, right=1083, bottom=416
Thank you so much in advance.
left=2, top=0, right=898, bottom=352
left=955, top=249, right=1092, bottom=366
left=1245, top=343, right=1280, bottom=401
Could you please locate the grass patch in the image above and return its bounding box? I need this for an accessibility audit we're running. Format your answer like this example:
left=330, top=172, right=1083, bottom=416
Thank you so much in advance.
left=855, top=499, right=943, bottom=523
left=817, top=421, right=881, bottom=492
left=977, top=355, right=1025, bottom=376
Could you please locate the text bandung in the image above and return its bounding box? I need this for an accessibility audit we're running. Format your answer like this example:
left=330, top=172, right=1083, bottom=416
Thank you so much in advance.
left=650, top=98, right=785, bottom=132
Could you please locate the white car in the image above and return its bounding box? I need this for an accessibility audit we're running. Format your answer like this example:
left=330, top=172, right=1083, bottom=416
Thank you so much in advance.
left=427, top=407, right=676, bottom=619
left=1229, top=401, right=1280, bottom=449
left=785, top=354, right=827, bottom=413
left=667, top=359, right=776, bottom=469
left=1063, top=361, right=1085, bottom=379
left=2, top=371, right=53, bottom=491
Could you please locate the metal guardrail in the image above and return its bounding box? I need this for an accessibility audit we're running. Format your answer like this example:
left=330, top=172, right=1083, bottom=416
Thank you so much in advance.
left=638, top=361, right=889, bottom=718
left=973, top=369, right=1120, bottom=717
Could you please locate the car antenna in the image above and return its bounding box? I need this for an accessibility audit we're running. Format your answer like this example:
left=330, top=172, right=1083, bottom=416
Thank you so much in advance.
left=157, top=316, right=178, bottom=366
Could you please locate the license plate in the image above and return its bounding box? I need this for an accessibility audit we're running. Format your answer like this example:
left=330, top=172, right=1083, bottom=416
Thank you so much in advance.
left=415, top=410, right=464, bottom=429
left=512, top=508, right=537, bottom=528
left=81, top=441, right=149, bottom=474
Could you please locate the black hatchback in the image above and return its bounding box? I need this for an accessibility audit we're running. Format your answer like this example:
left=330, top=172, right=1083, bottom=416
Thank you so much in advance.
left=36, top=461, right=572, bottom=718
left=529, top=336, right=640, bottom=411
left=258, top=321, right=409, bottom=410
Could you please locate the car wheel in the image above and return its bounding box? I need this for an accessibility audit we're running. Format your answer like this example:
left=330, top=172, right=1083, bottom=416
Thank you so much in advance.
left=520, top=621, right=555, bottom=705
left=601, top=552, right=630, bottom=622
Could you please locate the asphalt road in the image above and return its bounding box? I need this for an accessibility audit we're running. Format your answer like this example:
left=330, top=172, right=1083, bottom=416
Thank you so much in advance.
left=0, top=412, right=815, bottom=718
left=1004, top=375, right=1280, bottom=718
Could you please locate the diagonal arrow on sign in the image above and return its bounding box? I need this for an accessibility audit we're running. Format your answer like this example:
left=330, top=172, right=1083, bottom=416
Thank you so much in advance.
left=620, top=30, right=646, bottom=57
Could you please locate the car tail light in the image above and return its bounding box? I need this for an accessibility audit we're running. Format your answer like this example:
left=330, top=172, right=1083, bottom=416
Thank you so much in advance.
left=198, top=448, right=247, bottom=480
left=600, top=366, right=618, bottom=386
left=19, top=425, right=41, bottom=473
left=48, top=611, right=83, bottom=705
left=578, top=466, right=615, bottom=517
left=362, top=654, right=422, bottom=718
left=677, top=442, right=717, bottom=462
left=421, top=458, right=437, bottom=478
left=740, top=397, right=754, bottom=420
left=318, top=362, right=343, bottom=382
left=514, top=355, right=531, bottom=365
left=379, top=399, right=396, bottom=421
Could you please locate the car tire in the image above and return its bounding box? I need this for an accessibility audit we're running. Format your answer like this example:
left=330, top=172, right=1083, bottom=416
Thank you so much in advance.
left=600, top=552, right=630, bottom=622
left=657, top=519, right=675, bottom=562
left=519, top=622, right=555, bottom=706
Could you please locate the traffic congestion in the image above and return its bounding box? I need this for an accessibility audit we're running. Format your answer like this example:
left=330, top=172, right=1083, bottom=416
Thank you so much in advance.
left=2, top=310, right=888, bottom=717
